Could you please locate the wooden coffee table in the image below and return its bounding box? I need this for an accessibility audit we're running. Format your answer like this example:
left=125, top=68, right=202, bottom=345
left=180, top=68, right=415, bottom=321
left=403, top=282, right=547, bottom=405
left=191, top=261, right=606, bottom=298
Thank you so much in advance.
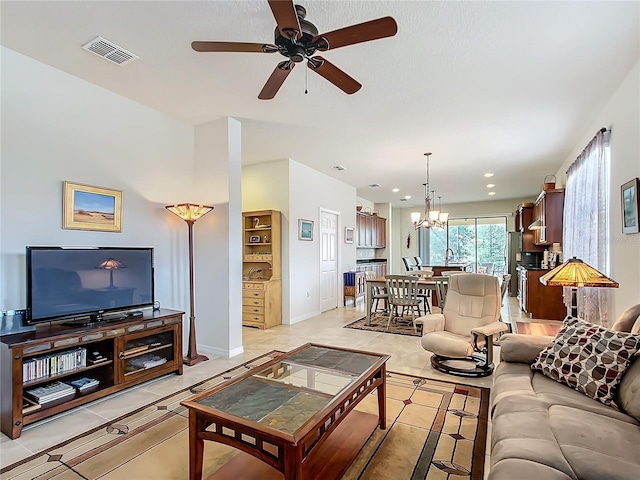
left=181, top=343, right=389, bottom=480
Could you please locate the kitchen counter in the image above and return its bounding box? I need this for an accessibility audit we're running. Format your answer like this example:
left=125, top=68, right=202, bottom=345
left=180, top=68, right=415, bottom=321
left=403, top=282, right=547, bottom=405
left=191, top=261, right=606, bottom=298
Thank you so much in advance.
left=356, top=258, right=387, bottom=263
left=516, top=265, right=554, bottom=271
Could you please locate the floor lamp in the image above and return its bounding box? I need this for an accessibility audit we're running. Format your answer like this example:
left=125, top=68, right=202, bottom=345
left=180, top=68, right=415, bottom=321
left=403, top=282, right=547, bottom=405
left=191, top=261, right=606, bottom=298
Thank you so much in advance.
left=539, top=257, right=618, bottom=319
left=165, top=203, right=214, bottom=366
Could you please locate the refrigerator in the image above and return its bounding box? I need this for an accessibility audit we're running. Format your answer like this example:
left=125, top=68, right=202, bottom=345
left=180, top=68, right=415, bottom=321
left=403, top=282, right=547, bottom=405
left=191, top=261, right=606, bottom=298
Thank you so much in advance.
left=508, top=232, right=521, bottom=297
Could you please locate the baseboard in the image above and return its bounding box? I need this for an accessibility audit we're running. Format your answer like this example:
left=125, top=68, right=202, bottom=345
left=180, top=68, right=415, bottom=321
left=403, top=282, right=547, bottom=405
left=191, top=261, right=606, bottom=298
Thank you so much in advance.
left=199, top=344, right=245, bottom=358
left=286, top=311, right=321, bottom=325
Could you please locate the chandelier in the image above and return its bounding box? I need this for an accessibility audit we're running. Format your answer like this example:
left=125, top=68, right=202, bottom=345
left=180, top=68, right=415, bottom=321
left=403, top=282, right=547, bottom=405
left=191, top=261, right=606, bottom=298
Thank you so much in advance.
left=410, top=152, right=449, bottom=229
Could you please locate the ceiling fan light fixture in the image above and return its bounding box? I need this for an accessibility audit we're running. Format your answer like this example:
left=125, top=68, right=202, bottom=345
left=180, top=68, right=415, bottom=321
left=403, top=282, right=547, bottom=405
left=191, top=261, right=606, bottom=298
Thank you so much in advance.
left=192, top=1, right=397, bottom=99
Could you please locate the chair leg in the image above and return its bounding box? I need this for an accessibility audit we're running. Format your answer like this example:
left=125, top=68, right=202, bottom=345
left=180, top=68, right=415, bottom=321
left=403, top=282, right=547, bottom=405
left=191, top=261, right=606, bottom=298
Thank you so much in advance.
left=386, top=310, right=393, bottom=331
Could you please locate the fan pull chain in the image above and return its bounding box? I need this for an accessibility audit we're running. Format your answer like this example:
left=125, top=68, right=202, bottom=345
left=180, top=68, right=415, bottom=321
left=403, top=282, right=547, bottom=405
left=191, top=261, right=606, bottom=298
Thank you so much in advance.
left=305, top=65, right=308, bottom=94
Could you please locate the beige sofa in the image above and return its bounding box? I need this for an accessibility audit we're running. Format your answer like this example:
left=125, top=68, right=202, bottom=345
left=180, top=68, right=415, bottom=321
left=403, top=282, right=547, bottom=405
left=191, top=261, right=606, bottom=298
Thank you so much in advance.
left=489, top=306, right=640, bottom=480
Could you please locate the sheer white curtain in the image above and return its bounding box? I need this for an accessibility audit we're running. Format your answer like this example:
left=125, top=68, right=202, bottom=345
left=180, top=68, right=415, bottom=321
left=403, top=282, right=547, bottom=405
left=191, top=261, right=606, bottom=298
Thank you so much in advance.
left=563, top=129, right=611, bottom=325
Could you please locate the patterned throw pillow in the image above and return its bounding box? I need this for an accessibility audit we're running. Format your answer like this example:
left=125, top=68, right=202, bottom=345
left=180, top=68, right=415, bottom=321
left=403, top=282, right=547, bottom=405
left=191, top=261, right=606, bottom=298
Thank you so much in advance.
left=531, top=317, right=640, bottom=405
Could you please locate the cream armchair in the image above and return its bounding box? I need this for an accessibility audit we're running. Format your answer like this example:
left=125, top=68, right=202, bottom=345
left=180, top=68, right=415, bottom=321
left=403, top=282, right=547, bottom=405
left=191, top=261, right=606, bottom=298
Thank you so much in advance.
left=417, top=273, right=508, bottom=377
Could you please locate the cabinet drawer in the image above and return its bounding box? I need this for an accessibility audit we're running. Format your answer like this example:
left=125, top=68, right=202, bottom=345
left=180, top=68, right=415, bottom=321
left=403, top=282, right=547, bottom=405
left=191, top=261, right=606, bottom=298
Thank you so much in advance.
left=243, top=313, right=265, bottom=324
left=243, top=289, right=265, bottom=299
left=243, top=282, right=265, bottom=291
left=243, top=297, right=265, bottom=307
left=242, top=305, right=265, bottom=315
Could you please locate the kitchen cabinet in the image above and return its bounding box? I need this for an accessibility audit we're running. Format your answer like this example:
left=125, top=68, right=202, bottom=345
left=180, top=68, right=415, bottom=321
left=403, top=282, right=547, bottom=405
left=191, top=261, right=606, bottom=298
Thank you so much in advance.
left=356, top=212, right=386, bottom=248
left=517, top=267, right=565, bottom=320
left=531, top=189, right=565, bottom=246
left=516, top=203, right=544, bottom=252
left=356, top=262, right=387, bottom=278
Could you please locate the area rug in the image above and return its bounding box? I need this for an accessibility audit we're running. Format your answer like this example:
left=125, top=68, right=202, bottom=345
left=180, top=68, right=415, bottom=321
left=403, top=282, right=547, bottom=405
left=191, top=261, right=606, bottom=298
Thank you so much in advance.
left=344, top=316, right=423, bottom=337
left=1, top=352, right=489, bottom=480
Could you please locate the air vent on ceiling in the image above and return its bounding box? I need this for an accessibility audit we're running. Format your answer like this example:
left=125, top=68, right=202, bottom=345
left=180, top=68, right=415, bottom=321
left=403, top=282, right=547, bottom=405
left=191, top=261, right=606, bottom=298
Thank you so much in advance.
left=81, top=36, right=139, bottom=66
left=369, top=183, right=380, bottom=188
left=332, top=165, right=347, bottom=171
left=399, top=198, right=408, bottom=202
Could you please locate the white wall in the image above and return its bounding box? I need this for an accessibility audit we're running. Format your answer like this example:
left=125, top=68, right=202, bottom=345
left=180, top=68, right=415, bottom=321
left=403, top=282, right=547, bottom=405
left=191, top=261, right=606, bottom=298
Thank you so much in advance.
left=289, top=161, right=357, bottom=323
left=242, top=160, right=291, bottom=320
left=1, top=48, right=241, bottom=357
left=192, top=118, right=243, bottom=357
left=243, top=160, right=357, bottom=324
left=553, top=60, right=640, bottom=319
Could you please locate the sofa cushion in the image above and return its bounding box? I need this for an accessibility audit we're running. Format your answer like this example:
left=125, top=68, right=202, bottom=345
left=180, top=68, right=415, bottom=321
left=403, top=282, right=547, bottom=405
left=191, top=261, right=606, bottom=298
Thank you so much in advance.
left=491, top=362, right=639, bottom=425
left=617, top=356, right=640, bottom=421
left=531, top=317, right=640, bottom=405
left=549, top=405, right=640, bottom=480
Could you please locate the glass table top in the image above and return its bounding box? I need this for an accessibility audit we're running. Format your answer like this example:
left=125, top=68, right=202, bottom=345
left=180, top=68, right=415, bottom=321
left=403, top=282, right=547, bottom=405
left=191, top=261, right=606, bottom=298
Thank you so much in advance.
left=195, top=346, right=382, bottom=434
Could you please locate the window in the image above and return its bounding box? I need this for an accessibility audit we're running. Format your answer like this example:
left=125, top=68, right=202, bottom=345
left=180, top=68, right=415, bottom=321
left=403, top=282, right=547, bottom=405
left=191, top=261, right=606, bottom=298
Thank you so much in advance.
left=419, top=216, right=507, bottom=274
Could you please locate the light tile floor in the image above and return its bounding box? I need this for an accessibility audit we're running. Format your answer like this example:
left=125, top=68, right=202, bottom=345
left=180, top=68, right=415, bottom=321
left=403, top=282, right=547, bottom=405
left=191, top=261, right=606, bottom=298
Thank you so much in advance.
left=0, top=297, right=527, bottom=472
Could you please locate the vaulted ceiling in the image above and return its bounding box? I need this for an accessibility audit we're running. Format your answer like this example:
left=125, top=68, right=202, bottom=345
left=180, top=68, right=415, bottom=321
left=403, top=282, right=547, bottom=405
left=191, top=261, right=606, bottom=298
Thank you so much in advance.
left=2, top=1, right=638, bottom=206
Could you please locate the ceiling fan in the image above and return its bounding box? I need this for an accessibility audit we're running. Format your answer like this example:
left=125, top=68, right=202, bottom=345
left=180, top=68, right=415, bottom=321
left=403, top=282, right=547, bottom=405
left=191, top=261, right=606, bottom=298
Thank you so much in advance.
left=192, top=0, right=398, bottom=100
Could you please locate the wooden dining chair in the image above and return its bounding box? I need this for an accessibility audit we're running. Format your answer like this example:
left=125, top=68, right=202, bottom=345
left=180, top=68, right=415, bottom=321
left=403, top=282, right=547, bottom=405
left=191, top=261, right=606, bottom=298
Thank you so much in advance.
left=433, top=276, right=448, bottom=312
left=365, top=270, right=387, bottom=317
left=385, top=275, right=421, bottom=333
left=402, top=257, right=417, bottom=272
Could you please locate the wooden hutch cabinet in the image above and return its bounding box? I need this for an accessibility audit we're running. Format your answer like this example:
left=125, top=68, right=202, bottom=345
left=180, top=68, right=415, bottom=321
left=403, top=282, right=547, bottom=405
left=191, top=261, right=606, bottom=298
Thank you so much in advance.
left=242, top=210, right=282, bottom=329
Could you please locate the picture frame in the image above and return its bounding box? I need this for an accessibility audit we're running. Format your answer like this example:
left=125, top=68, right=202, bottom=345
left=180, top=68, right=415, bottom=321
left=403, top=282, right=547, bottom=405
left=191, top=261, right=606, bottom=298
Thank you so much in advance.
left=298, top=219, right=314, bottom=241
left=249, top=235, right=261, bottom=243
left=63, top=181, right=122, bottom=232
left=621, top=177, right=639, bottom=234
left=345, top=227, right=354, bottom=244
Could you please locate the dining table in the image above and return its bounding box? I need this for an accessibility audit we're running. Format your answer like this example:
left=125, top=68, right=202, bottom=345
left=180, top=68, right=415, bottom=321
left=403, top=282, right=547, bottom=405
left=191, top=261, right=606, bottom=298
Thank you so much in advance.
left=364, top=275, right=448, bottom=326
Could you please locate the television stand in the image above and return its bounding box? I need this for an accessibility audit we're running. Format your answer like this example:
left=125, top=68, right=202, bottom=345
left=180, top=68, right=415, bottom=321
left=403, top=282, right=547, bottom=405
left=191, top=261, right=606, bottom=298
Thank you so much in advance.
left=0, top=309, right=183, bottom=439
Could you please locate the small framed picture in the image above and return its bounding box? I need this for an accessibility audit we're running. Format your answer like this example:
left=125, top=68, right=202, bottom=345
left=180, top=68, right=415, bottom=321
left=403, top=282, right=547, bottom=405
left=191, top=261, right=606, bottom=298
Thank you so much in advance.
left=249, top=235, right=261, bottom=243
left=63, top=181, right=122, bottom=232
left=345, top=227, right=354, bottom=244
left=621, top=178, right=639, bottom=234
left=298, top=219, right=314, bottom=241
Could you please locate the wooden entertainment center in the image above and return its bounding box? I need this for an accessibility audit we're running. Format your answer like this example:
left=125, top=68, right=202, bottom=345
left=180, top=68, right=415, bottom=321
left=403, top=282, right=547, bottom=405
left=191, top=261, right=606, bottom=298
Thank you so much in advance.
left=0, top=309, right=183, bottom=439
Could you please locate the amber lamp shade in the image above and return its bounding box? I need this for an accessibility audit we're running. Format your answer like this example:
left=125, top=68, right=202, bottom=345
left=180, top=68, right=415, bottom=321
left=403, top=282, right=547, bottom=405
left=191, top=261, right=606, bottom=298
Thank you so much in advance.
left=165, top=203, right=214, bottom=223
left=539, top=257, right=618, bottom=319
left=165, top=202, right=214, bottom=366
left=95, top=258, right=126, bottom=289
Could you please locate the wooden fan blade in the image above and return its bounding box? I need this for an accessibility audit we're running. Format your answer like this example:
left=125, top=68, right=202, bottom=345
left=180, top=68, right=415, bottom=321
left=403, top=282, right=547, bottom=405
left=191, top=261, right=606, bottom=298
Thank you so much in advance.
left=258, top=61, right=295, bottom=100
left=312, top=16, right=398, bottom=51
left=268, top=0, right=302, bottom=39
left=307, top=56, right=361, bottom=95
left=191, top=41, right=277, bottom=53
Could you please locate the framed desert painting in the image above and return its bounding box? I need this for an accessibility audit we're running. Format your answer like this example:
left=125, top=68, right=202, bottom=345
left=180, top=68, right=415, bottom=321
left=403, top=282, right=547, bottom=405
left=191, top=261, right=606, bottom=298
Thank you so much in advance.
left=63, top=181, right=122, bottom=232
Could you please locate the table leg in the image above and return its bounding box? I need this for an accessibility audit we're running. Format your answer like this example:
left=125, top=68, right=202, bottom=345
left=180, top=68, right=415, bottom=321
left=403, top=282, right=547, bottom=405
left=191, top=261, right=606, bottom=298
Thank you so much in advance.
left=377, top=364, right=387, bottom=430
left=283, top=444, right=302, bottom=480
left=366, top=281, right=373, bottom=326
left=189, top=410, right=205, bottom=480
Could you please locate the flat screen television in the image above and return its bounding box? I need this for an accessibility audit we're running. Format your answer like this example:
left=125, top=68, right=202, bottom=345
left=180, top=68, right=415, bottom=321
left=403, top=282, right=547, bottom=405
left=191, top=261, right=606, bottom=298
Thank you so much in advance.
left=26, top=247, right=154, bottom=325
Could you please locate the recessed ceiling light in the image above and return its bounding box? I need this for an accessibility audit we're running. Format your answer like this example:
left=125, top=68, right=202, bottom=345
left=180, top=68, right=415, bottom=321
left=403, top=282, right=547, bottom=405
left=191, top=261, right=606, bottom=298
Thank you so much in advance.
left=332, top=165, right=346, bottom=171
left=404, top=195, right=412, bottom=200
left=392, top=188, right=400, bottom=193
left=484, top=173, right=494, bottom=178
left=369, top=183, right=380, bottom=188
left=486, top=184, right=495, bottom=188
left=488, top=191, right=497, bottom=196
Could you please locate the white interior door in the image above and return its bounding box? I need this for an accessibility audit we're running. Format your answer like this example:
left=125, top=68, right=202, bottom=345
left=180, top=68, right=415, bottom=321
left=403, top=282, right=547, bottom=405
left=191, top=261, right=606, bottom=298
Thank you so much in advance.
left=320, top=210, right=338, bottom=312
